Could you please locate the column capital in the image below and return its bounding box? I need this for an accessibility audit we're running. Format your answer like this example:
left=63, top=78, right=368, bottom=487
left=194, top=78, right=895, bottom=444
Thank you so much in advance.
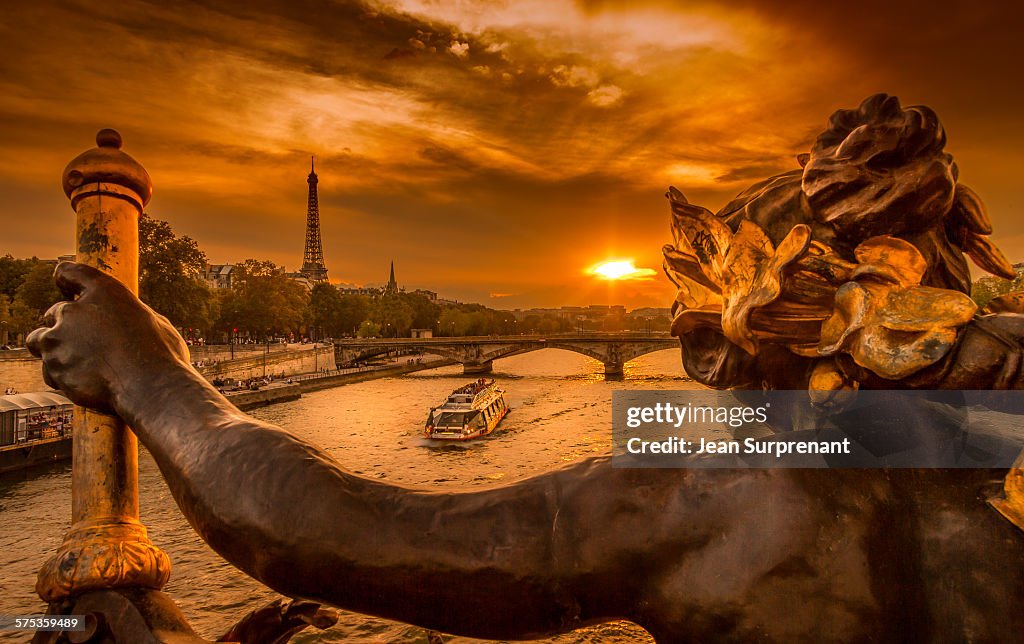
left=62, top=129, right=152, bottom=212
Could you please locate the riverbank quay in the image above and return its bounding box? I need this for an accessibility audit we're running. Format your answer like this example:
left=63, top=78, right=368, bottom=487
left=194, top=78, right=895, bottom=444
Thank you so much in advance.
left=0, top=343, right=334, bottom=394
left=222, top=383, right=303, bottom=410
left=224, top=358, right=456, bottom=410
left=1, top=344, right=452, bottom=413
left=194, top=343, right=336, bottom=380
left=295, top=358, right=456, bottom=393
left=0, top=348, right=45, bottom=394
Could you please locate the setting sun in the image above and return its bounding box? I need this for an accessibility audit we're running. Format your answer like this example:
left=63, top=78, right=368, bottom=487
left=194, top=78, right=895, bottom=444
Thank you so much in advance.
left=588, top=260, right=657, bottom=280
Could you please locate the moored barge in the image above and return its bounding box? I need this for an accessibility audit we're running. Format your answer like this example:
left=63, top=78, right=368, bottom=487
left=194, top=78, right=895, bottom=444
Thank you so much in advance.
left=0, top=392, right=74, bottom=473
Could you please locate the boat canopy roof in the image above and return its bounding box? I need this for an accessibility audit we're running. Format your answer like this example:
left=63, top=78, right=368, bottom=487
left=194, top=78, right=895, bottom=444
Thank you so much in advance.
left=0, top=391, right=73, bottom=412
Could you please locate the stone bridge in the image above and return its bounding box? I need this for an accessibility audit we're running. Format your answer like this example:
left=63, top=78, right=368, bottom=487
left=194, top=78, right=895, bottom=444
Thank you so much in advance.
left=333, top=334, right=678, bottom=375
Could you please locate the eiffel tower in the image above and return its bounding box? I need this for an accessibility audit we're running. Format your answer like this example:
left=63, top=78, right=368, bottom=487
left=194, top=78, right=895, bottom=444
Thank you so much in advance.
left=300, top=156, right=329, bottom=283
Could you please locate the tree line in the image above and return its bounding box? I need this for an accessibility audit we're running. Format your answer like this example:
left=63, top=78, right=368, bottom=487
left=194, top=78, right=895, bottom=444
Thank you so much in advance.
left=971, top=262, right=1024, bottom=309
left=3, top=214, right=645, bottom=345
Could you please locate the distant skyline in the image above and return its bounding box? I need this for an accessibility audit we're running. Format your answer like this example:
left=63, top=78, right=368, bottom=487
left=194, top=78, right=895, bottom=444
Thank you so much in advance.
left=0, top=1, right=1022, bottom=308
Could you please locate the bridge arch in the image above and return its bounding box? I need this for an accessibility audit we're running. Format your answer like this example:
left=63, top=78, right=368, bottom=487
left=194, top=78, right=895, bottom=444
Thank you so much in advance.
left=338, top=345, right=472, bottom=365
left=334, top=336, right=678, bottom=376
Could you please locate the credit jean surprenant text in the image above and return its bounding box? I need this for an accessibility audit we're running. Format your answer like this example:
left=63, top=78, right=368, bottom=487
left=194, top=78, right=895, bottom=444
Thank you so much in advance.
left=625, top=436, right=853, bottom=458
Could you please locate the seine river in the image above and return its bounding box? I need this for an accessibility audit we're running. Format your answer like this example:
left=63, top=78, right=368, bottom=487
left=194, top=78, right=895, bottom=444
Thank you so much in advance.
left=0, top=349, right=700, bottom=643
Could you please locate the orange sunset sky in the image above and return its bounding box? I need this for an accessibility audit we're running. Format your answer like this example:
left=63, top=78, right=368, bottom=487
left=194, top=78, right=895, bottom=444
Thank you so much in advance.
left=0, top=0, right=1020, bottom=309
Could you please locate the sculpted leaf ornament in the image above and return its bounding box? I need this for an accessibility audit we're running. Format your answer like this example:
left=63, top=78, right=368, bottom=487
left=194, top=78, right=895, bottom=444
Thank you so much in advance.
left=664, top=187, right=812, bottom=355
left=818, top=236, right=977, bottom=379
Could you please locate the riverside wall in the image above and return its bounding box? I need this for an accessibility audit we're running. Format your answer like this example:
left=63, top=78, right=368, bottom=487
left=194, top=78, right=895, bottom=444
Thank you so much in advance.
left=196, top=345, right=336, bottom=381
left=225, top=384, right=303, bottom=410
left=224, top=358, right=455, bottom=410
left=0, top=350, right=48, bottom=393
left=3, top=347, right=453, bottom=415
left=189, top=343, right=293, bottom=361
left=1, top=344, right=336, bottom=394
left=295, top=358, right=455, bottom=393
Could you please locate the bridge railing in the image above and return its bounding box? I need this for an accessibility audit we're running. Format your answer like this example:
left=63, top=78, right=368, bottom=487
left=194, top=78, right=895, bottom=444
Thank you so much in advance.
left=334, top=332, right=674, bottom=344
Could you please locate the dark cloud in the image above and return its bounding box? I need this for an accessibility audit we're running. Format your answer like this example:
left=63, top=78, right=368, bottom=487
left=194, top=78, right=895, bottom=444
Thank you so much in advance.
left=0, top=0, right=1020, bottom=307
left=715, top=160, right=798, bottom=184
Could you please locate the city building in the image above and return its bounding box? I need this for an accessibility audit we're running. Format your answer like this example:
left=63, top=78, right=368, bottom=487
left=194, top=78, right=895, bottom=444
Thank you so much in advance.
left=626, top=307, right=672, bottom=319
left=510, top=305, right=629, bottom=321
left=337, top=286, right=380, bottom=297
left=411, top=288, right=438, bottom=302
left=336, top=262, right=440, bottom=301
left=202, top=264, right=235, bottom=290
left=285, top=272, right=314, bottom=291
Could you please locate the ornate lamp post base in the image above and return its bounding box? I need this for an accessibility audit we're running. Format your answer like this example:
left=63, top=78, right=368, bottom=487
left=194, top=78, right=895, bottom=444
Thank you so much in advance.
left=36, top=519, right=171, bottom=602
left=32, top=589, right=210, bottom=644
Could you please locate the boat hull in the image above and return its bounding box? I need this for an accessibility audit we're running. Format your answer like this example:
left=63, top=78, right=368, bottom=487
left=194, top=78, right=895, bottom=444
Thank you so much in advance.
left=0, top=436, right=72, bottom=473
left=427, top=406, right=509, bottom=441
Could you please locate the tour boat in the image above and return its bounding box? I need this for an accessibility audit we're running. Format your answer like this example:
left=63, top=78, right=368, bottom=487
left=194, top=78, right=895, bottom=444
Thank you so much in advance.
left=424, top=379, right=508, bottom=440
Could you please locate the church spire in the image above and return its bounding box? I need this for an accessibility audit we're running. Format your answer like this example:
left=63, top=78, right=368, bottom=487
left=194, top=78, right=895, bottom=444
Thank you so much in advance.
left=385, top=260, right=398, bottom=295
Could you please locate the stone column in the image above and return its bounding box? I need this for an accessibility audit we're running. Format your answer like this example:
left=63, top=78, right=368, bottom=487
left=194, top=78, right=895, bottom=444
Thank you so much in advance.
left=36, top=129, right=171, bottom=602
left=603, top=361, right=624, bottom=375
left=463, top=361, right=494, bottom=375
left=604, top=344, right=623, bottom=375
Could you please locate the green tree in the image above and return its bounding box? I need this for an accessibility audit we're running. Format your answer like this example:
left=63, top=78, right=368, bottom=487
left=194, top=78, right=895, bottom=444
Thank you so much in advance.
left=139, top=214, right=216, bottom=332
left=520, top=314, right=542, bottom=334
left=5, top=300, right=40, bottom=342
left=434, top=307, right=485, bottom=335
left=14, top=261, right=62, bottom=316
left=356, top=320, right=381, bottom=338
left=0, top=296, right=10, bottom=345
left=307, top=283, right=349, bottom=338
left=627, top=315, right=671, bottom=333
left=337, top=294, right=370, bottom=337
left=214, top=289, right=241, bottom=341
left=303, top=288, right=369, bottom=338
left=369, top=295, right=414, bottom=337
left=517, top=312, right=573, bottom=335
left=400, top=293, right=440, bottom=331
left=437, top=304, right=513, bottom=336
left=538, top=315, right=565, bottom=334
left=486, top=308, right=516, bottom=334
left=0, top=255, right=34, bottom=300
left=464, top=310, right=491, bottom=335
left=438, top=307, right=465, bottom=336
left=230, top=259, right=281, bottom=286
left=972, top=263, right=1024, bottom=309
left=219, top=259, right=309, bottom=339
